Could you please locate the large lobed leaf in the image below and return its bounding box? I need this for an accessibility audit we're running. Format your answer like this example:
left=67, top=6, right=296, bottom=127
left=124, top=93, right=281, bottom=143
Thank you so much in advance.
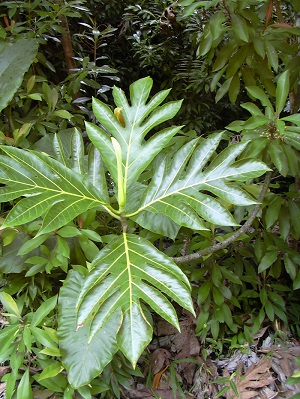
left=0, top=145, right=108, bottom=235
left=85, top=77, right=183, bottom=196
left=76, top=233, right=194, bottom=367
left=58, top=270, right=120, bottom=389
left=0, top=77, right=271, bottom=388
left=127, top=133, right=271, bottom=233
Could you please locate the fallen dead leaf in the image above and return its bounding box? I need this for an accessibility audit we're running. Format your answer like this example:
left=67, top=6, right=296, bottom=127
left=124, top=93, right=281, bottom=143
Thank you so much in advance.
left=153, top=365, right=169, bottom=389
left=259, top=343, right=300, bottom=393
left=151, top=348, right=172, bottom=375
left=224, top=358, right=273, bottom=399
left=192, top=358, right=219, bottom=399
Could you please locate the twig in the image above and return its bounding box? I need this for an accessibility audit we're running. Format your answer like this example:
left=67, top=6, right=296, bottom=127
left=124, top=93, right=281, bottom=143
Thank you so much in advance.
left=173, top=172, right=272, bottom=264
left=54, top=0, right=76, bottom=75
left=274, top=0, right=284, bottom=23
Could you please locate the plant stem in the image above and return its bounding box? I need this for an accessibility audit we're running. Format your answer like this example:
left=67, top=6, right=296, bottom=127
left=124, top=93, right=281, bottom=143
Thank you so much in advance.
left=274, top=0, right=284, bottom=23
left=54, top=1, right=76, bottom=75
left=121, top=216, right=129, bottom=233
left=173, top=172, right=272, bottom=264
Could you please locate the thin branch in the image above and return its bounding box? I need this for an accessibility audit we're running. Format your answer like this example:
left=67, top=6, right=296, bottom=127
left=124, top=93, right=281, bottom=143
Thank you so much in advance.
left=173, top=172, right=272, bottom=264
left=274, top=0, right=284, bottom=23
left=54, top=1, right=76, bottom=75
left=59, top=13, right=77, bottom=75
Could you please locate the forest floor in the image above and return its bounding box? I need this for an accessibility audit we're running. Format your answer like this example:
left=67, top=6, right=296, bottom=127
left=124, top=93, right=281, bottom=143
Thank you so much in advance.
left=123, top=311, right=300, bottom=399
left=1, top=309, right=299, bottom=399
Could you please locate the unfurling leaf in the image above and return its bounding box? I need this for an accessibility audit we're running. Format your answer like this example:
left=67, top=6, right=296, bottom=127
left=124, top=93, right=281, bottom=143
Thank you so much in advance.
left=114, top=107, right=126, bottom=127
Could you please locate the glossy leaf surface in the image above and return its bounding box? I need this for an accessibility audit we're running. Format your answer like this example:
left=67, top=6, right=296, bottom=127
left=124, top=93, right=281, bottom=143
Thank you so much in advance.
left=0, top=146, right=108, bottom=235
left=86, top=77, right=183, bottom=196
left=76, top=233, right=194, bottom=366
left=129, top=133, right=270, bottom=229
left=58, top=270, right=120, bottom=388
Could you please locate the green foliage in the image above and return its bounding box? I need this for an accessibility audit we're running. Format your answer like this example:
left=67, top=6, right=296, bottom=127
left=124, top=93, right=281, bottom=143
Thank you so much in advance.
left=178, top=0, right=300, bottom=103
left=226, top=70, right=300, bottom=178
left=287, top=357, right=300, bottom=399
left=0, top=74, right=269, bottom=395
left=0, top=1, right=299, bottom=398
left=0, top=37, right=38, bottom=113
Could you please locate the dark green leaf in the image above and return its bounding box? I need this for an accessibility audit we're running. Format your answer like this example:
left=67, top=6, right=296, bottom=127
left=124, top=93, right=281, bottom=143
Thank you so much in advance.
left=278, top=205, right=290, bottom=240
left=276, top=70, right=290, bottom=115
left=197, top=27, right=213, bottom=56
left=212, top=287, right=224, bottom=306
left=0, top=38, right=38, bottom=112
left=231, top=14, right=249, bottom=43
left=196, top=309, right=209, bottom=332
left=283, top=253, right=297, bottom=280
left=258, top=250, right=278, bottom=273
left=226, top=46, right=248, bottom=78
left=260, top=287, right=268, bottom=306
left=31, top=295, right=58, bottom=327
left=246, top=86, right=273, bottom=110
left=265, top=40, right=278, bottom=72
left=17, top=369, right=33, bottom=399
left=216, top=77, right=232, bottom=103
left=228, top=74, right=240, bottom=103
left=212, top=42, right=237, bottom=72
left=197, top=280, right=212, bottom=304
left=268, top=140, right=289, bottom=177
left=293, top=271, right=300, bottom=290
left=265, top=196, right=282, bottom=229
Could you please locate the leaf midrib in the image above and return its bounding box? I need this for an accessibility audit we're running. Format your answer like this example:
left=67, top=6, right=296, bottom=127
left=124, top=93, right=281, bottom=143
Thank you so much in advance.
left=1, top=151, right=106, bottom=205
left=127, top=170, right=249, bottom=217
left=5, top=175, right=102, bottom=204
left=124, top=82, right=148, bottom=194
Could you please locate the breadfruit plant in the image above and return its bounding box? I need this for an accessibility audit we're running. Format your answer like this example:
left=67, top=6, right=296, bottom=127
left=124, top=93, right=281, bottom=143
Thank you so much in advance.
left=0, top=77, right=270, bottom=389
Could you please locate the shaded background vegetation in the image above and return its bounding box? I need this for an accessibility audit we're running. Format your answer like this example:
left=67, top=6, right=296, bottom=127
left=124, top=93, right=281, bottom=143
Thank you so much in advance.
left=0, top=0, right=299, bottom=398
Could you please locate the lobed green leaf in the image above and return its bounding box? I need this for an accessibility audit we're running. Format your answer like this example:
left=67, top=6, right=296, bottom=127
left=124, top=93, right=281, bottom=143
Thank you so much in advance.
left=87, top=77, right=183, bottom=195
left=76, top=233, right=194, bottom=366
left=0, top=146, right=108, bottom=235
left=128, top=133, right=270, bottom=229
left=58, top=270, right=120, bottom=388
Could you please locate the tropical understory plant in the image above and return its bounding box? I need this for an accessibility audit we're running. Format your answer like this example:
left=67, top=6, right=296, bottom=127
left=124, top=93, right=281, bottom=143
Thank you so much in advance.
left=0, top=76, right=272, bottom=396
